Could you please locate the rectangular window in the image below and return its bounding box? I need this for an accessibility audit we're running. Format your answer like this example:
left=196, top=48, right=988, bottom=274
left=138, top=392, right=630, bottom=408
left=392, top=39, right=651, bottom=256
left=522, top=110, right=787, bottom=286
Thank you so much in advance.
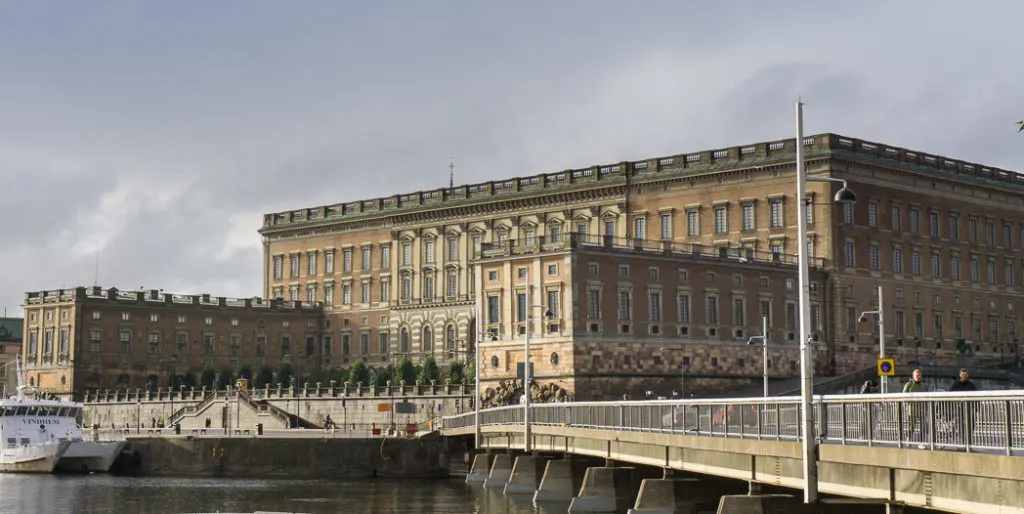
left=910, top=209, right=919, bottom=234
left=361, top=282, right=370, bottom=303
left=934, top=314, right=943, bottom=339
left=488, top=295, right=500, bottom=324
left=447, top=238, right=458, bottom=260
left=1006, top=262, right=1014, bottom=286
left=424, top=276, right=435, bottom=299
left=891, top=205, right=901, bottom=232
left=342, top=334, right=351, bottom=355
left=550, top=226, right=562, bottom=243
left=741, top=203, right=755, bottom=231
left=177, top=333, right=188, bottom=355
left=290, top=254, right=299, bottom=277
left=971, top=257, right=979, bottom=282
left=950, top=214, right=959, bottom=240
left=868, top=202, right=878, bottom=227
left=380, top=279, right=390, bottom=302
left=343, top=249, right=353, bottom=272
left=649, top=291, right=662, bottom=322
left=324, top=284, right=334, bottom=306
left=842, top=202, right=852, bottom=224
left=307, top=286, right=317, bottom=303
left=895, top=311, right=905, bottom=337
left=785, top=302, right=797, bottom=330
left=714, top=206, right=727, bottom=234
left=402, top=243, right=412, bottom=266
left=381, top=245, right=391, bottom=268
left=660, top=214, right=672, bottom=239
left=424, top=240, right=435, bottom=263
left=760, top=299, right=771, bottom=325
left=618, top=291, right=631, bottom=321
left=804, top=198, right=813, bottom=225
left=686, top=211, right=699, bottom=236
left=931, top=253, right=941, bottom=278
left=986, top=220, right=995, bottom=245
left=677, top=294, right=690, bottom=323
left=911, top=251, right=921, bottom=276
left=342, top=284, right=352, bottom=304
left=1005, top=224, right=1013, bottom=248
left=893, top=246, right=903, bottom=274
left=307, top=252, right=317, bottom=276
left=325, top=251, right=335, bottom=273
left=204, top=334, right=214, bottom=356
left=634, top=218, right=646, bottom=240
left=870, top=244, right=880, bottom=270
left=588, top=290, right=600, bottom=319
left=280, top=335, right=291, bottom=357
left=90, top=330, right=102, bottom=353
left=524, top=229, right=535, bottom=246
left=447, top=271, right=458, bottom=297
left=969, top=218, right=978, bottom=243
left=929, top=211, right=939, bottom=237
left=361, top=247, right=371, bottom=270
left=769, top=199, right=784, bottom=228
left=401, top=277, right=411, bottom=301
left=732, top=298, right=745, bottom=326
left=706, top=295, right=719, bottom=325
left=289, top=285, right=298, bottom=301
left=914, top=312, right=923, bottom=338
left=844, top=241, right=854, bottom=267
left=273, top=256, right=284, bottom=279
left=547, top=290, right=560, bottom=318
left=951, top=256, right=961, bottom=280
left=988, top=260, right=996, bottom=284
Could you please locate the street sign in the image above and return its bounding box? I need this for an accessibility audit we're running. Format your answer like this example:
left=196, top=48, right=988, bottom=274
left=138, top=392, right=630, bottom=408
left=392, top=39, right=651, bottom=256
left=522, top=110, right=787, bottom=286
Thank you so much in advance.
left=877, top=358, right=895, bottom=377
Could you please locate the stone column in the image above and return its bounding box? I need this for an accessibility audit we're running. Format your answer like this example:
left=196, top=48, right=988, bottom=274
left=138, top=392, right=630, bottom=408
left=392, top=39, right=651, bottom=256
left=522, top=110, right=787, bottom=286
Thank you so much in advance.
left=627, top=477, right=746, bottom=514
left=465, top=452, right=493, bottom=485
left=504, top=454, right=550, bottom=495
left=534, top=459, right=581, bottom=503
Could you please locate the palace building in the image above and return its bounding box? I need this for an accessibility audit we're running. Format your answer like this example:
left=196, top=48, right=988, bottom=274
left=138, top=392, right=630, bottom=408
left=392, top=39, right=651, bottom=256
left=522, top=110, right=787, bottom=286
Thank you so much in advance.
left=260, top=132, right=1024, bottom=400
left=20, top=287, right=322, bottom=396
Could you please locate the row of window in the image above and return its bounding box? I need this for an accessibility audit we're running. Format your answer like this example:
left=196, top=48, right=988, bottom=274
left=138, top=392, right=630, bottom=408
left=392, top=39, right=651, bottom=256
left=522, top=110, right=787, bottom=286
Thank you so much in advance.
left=845, top=241, right=1023, bottom=285
left=273, top=267, right=483, bottom=306
left=842, top=305, right=1018, bottom=344
left=855, top=202, right=1024, bottom=249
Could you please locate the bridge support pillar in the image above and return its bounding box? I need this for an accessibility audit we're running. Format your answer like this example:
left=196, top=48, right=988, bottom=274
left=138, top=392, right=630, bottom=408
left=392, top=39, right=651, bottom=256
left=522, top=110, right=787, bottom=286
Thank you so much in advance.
left=465, top=451, right=495, bottom=485
left=534, top=458, right=586, bottom=503
left=716, top=494, right=816, bottom=514
left=627, top=478, right=748, bottom=514
left=504, top=454, right=550, bottom=495
left=482, top=453, right=514, bottom=489
left=568, top=466, right=638, bottom=513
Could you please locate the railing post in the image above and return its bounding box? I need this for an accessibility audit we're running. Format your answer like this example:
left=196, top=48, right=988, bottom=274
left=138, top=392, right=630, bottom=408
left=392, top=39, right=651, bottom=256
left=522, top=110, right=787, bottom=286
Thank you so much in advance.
left=963, top=401, right=972, bottom=453
left=839, top=402, right=846, bottom=445
left=928, top=401, right=936, bottom=451
left=866, top=403, right=873, bottom=447
left=1005, top=400, right=1013, bottom=456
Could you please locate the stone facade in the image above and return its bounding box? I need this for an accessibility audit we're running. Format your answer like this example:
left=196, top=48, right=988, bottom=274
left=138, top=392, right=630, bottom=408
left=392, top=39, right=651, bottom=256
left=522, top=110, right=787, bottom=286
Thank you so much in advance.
left=0, top=317, right=21, bottom=396
left=260, top=132, right=1024, bottom=400
left=21, top=287, right=323, bottom=396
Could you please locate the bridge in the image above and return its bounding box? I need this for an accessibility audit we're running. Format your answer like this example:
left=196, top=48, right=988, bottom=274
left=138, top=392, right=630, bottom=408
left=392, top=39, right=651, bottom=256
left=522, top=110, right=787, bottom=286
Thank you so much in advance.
left=439, top=391, right=1024, bottom=513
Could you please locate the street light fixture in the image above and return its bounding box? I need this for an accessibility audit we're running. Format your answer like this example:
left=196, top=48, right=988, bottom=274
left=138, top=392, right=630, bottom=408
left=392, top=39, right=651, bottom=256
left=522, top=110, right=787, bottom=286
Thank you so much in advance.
left=858, top=286, right=888, bottom=393
left=658, top=346, right=687, bottom=398
left=746, top=316, right=770, bottom=397
left=795, top=100, right=856, bottom=505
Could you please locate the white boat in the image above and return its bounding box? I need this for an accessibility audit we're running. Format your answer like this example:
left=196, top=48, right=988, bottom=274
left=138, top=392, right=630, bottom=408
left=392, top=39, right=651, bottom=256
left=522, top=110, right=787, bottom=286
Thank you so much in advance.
left=0, top=358, right=76, bottom=473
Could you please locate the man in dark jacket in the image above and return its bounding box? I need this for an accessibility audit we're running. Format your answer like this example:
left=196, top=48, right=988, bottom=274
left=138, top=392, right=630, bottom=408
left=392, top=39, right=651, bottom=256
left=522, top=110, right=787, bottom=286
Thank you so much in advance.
left=948, top=368, right=978, bottom=391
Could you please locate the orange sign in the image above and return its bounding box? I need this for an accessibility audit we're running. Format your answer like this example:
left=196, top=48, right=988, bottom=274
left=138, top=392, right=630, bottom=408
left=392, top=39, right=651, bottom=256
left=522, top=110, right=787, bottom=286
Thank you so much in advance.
left=377, top=403, right=392, bottom=412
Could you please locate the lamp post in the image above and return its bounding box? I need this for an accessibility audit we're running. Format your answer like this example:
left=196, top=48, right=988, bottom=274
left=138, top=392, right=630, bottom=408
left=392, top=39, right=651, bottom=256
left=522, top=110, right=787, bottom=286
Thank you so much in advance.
left=522, top=270, right=553, bottom=454
left=858, top=286, right=887, bottom=393
left=795, top=100, right=857, bottom=504
left=658, top=346, right=687, bottom=398
left=746, top=316, right=770, bottom=397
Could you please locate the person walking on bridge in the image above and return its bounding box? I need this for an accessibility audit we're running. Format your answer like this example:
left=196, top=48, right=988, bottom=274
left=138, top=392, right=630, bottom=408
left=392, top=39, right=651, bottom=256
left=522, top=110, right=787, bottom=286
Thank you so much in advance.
left=902, top=368, right=927, bottom=446
left=948, top=368, right=978, bottom=392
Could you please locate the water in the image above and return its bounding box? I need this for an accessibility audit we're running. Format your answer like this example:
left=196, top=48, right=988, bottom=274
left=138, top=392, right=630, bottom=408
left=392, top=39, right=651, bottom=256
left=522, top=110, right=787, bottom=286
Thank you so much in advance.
left=0, top=475, right=572, bottom=514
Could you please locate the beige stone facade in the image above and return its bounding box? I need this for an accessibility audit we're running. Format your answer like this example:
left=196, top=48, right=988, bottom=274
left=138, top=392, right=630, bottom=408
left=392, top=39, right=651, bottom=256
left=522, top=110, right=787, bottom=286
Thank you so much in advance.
left=20, top=287, right=322, bottom=396
left=256, top=132, right=1024, bottom=398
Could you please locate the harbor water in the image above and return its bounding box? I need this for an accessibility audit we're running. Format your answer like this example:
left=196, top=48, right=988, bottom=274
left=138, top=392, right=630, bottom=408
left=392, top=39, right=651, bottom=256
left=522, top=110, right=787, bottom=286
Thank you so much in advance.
left=0, top=475, right=574, bottom=514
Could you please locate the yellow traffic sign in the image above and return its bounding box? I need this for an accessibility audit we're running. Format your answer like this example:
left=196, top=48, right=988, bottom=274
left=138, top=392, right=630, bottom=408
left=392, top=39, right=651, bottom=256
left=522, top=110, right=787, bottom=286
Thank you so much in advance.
left=877, top=358, right=895, bottom=376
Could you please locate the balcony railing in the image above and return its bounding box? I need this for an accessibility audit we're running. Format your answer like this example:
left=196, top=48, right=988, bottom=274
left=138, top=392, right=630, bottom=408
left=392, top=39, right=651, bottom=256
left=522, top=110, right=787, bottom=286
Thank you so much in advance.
left=477, top=232, right=827, bottom=269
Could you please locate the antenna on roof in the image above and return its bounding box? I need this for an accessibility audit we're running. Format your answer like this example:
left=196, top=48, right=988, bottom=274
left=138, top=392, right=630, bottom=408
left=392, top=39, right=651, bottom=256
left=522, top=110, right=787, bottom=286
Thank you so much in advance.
left=449, top=158, right=455, bottom=189
left=94, top=251, right=100, bottom=286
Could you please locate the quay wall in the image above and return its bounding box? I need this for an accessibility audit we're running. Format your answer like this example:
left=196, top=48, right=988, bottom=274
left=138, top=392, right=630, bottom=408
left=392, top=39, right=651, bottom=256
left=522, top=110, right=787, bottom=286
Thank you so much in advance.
left=115, top=435, right=457, bottom=478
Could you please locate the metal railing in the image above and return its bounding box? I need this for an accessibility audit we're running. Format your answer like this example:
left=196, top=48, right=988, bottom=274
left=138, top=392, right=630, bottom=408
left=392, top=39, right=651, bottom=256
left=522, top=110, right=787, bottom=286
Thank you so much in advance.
left=441, top=391, right=1024, bottom=456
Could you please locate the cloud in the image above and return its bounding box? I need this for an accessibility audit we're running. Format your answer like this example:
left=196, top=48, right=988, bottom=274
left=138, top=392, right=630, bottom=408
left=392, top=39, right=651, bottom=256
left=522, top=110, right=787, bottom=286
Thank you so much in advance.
left=0, top=0, right=1023, bottom=315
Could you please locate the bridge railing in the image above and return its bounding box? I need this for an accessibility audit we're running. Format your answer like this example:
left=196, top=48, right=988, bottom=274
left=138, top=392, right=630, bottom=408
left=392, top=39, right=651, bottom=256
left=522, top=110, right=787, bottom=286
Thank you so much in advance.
left=441, top=391, right=1024, bottom=455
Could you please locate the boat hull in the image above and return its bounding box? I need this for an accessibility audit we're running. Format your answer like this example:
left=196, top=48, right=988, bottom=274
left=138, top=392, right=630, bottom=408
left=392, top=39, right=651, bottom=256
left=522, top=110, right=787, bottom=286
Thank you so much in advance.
left=55, top=441, right=127, bottom=473
left=0, top=441, right=71, bottom=474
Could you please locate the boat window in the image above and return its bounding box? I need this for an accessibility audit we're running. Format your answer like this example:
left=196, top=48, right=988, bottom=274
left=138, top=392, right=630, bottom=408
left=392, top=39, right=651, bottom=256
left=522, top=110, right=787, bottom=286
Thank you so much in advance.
left=19, top=438, right=29, bottom=445
left=5, top=438, right=15, bottom=447
left=15, top=407, right=27, bottom=416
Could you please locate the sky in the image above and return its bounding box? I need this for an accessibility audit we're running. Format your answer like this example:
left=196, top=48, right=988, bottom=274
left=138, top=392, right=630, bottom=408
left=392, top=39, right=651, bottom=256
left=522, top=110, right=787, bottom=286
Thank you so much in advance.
left=1, top=1, right=1022, bottom=315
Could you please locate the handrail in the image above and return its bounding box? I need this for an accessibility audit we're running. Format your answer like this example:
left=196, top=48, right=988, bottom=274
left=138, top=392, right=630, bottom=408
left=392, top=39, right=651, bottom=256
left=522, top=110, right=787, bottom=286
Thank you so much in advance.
left=441, top=392, right=1024, bottom=455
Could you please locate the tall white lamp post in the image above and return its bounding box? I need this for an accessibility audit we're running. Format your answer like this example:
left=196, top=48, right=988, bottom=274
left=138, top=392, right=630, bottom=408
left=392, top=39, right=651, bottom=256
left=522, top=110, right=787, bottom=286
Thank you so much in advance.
left=795, top=100, right=857, bottom=504
left=859, top=286, right=887, bottom=393
left=522, top=270, right=553, bottom=454
left=746, top=316, right=770, bottom=397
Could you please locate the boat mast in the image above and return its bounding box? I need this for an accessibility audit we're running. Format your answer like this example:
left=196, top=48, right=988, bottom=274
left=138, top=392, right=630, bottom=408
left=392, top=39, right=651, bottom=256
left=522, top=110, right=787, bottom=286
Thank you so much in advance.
left=15, top=355, right=25, bottom=401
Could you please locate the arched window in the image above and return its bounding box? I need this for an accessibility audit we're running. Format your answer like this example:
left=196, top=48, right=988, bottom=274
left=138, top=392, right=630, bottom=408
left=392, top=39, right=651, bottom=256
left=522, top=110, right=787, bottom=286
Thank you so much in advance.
left=423, top=326, right=433, bottom=353
left=400, top=327, right=410, bottom=353
left=446, top=324, right=456, bottom=353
